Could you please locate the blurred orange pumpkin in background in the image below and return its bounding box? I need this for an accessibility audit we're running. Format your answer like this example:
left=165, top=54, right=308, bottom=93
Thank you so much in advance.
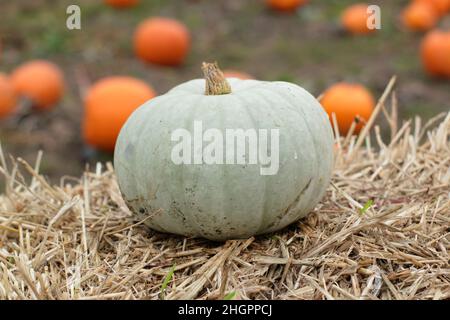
left=0, top=73, right=17, bottom=119
left=83, top=76, right=156, bottom=152
left=266, top=0, right=307, bottom=12
left=341, top=3, right=377, bottom=35
left=320, top=82, right=375, bottom=135
left=401, top=1, right=439, bottom=32
left=104, top=0, right=139, bottom=8
left=414, top=0, right=450, bottom=16
left=223, top=70, right=254, bottom=80
left=10, top=60, right=64, bottom=110
left=421, top=30, right=450, bottom=78
left=134, top=17, right=190, bottom=66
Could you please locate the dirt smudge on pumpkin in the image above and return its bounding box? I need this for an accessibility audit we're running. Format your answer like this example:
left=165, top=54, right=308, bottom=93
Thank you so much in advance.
left=125, top=197, right=164, bottom=229
left=139, top=207, right=148, bottom=214
left=171, top=201, right=188, bottom=225
left=285, top=178, right=313, bottom=215
left=267, top=178, right=313, bottom=229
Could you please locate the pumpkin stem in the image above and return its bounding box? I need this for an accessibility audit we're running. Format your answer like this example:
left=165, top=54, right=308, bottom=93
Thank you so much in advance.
left=202, top=62, right=231, bottom=95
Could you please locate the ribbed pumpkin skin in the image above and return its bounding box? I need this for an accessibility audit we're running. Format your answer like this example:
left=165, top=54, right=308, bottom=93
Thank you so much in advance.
left=114, top=79, right=334, bottom=241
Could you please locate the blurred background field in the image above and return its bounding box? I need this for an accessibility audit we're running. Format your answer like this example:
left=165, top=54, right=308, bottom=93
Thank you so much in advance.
left=0, top=0, right=449, bottom=181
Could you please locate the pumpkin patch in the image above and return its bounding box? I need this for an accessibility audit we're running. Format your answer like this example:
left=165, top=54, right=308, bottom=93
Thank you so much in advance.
left=1, top=1, right=450, bottom=301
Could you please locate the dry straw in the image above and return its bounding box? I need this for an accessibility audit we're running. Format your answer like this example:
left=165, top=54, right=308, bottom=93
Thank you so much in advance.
left=0, top=79, right=449, bottom=300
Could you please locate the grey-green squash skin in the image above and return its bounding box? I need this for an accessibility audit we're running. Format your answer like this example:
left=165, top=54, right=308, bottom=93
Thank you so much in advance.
left=114, top=78, right=334, bottom=241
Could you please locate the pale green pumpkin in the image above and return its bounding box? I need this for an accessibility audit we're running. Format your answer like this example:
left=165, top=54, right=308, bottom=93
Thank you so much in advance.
left=114, top=63, right=334, bottom=241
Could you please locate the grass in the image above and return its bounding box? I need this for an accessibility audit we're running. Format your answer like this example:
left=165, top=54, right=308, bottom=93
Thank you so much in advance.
left=160, top=264, right=176, bottom=300
left=223, top=291, right=236, bottom=300
left=403, top=101, right=448, bottom=119
left=359, top=199, right=374, bottom=215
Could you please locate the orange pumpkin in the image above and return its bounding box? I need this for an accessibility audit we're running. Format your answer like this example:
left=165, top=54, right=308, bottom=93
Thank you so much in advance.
left=134, top=17, right=190, bottom=66
left=83, top=76, right=156, bottom=152
left=0, top=73, right=17, bottom=119
left=341, top=4, right=376, bottom=35
left=266, top=0, right=307, bottom=12
left=104, top=0, right=139, bottom=8
left=420, top=30, right=450, bottom=78
left=10, top=60, right=64, bottom=110
left=320, top=83, right=375, bottom=135
left=414, top=0, right=450, bottom=16
left=223, top=70, right=254, bottom=80
left=402, top=2, right=439, bottom=31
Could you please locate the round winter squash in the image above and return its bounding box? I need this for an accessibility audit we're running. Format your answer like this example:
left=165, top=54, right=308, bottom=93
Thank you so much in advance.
left=223, top=70, right=254, bottom=80
left=420, top=30, right=450, bottom=78
left=341, top=3, right=376, bottom=35
left=134, top=17, right=190, bottom=66
left=320, top=83, right=375, bottom=135
left=0, top=73, right=17, bottom=119
left=266, top=0, right=307, bottom=12
left=83, top=76, right=156, bottom=152
left=114, top=62, right=334, bottom=241
left=401, top=1, right=439, bottom=32
left=10, top=60, right=64, bottom=110
left=414, top=0, right=450, bottom=16
left=104, top=0, right=139, bottom=8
